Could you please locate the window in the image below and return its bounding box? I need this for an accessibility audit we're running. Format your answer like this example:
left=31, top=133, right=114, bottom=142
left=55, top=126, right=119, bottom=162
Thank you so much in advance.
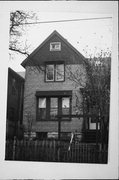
left=45, top=63, right=64, bottom=82
left=56, top=64, right=64, bottom=81
left=50, top=42, right=61, bottom=51
left=38, top=98, right=46, bottom=120
left=89, top=117, right=100, bottom=130
left=37, top=96, right=71, bottom=121
left=62, top=97, right=70, bottom=115
left=46, top=64, right=54, bottom=81
left=50, top=98, right=58, bottom=119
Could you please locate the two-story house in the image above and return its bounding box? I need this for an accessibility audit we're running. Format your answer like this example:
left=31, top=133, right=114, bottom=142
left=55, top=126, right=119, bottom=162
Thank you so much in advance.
left=21, top=30, right=88, bottom=140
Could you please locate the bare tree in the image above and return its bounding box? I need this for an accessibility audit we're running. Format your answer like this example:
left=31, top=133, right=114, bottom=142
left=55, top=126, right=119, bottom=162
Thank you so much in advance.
left=9, top=10, right=37, bottom=56
left=85, top=53, right=111, bottom=146
left=70, top=49, right=111, bottom=146
left=24, top=111, right=33, bottom=140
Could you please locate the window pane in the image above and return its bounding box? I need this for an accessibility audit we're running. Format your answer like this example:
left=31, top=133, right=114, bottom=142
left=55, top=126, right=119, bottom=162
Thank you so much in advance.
left=38, top=98, right=46, bottom=108
left=38, top=109, right=46, bottom=120
left=56, top=64, right=64, bottom=81
left=50, top=42, right=61, bottom=51
left=62, top=97, right=70, bottom=115
left=50, top=98, right=58, bottom=119
left=46, top=65, right=54, bottom=81
left=38, top=98, right=46, bottom=120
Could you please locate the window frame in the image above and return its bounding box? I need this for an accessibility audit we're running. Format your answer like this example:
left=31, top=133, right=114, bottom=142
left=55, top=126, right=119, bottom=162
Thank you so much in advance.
left=62, top=97, right=70, bottom=115
left=50, top=42, right=61, bottom=51
left=55, top=64, right=65, bottom=82
left=45, top=61, right=65, bottom=82
left=45, top=64, right=55, bottom=82
left=37, top=97, right=47, bottom=120
left=36, top=94, right=72, bottom=121
left=50, top=97, right=58, bottom=120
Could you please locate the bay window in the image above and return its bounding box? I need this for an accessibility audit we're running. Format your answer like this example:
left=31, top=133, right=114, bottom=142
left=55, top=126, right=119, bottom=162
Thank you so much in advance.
left=37, top=95, right=71, bottom=121
left=50, top=98, right=58, bottom=119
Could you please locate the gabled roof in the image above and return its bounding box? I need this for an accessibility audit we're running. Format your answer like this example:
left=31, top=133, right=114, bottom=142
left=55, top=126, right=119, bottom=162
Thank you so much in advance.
left=8, top=67, right=25, bottom=81
left=17, top=71, right=25, bottom=78
left=21, top=30, right=86, bottom=67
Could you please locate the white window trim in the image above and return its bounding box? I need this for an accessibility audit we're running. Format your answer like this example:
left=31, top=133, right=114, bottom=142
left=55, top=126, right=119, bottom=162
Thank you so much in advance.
left=50, top=42, right=61, bottom=51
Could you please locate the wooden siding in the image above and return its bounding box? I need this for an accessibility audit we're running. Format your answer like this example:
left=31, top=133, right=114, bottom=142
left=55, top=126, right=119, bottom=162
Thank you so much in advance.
left=21, top=31, right=86, bottom=67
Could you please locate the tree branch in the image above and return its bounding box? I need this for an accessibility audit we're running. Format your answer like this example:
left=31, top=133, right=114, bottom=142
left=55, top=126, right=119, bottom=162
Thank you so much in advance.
left=9, top=47, right=29, bottom=56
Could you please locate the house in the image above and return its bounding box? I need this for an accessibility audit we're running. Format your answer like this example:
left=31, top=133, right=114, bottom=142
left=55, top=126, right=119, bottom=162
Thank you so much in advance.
left=6, top=68, right=24, bottom=139
left=21, top=30, right=98, bottom=140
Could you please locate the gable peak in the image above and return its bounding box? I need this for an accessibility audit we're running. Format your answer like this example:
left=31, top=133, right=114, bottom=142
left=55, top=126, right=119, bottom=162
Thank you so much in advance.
left=49, top=30, right=64, bottom=39
left=21, top=30, right=86, bottom=68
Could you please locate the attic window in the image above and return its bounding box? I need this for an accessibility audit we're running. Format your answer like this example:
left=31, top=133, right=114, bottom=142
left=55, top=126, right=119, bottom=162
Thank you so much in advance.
left=50, top=42, right=61, bottom=51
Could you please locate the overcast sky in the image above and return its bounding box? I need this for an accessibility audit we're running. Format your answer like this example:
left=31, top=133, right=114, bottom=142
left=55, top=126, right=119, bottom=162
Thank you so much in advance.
left=7, top=2, right=113, bottom=72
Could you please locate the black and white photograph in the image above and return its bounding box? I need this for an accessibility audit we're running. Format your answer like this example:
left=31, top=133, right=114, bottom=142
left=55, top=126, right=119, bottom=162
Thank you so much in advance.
left=0, top=1, right=118, bottom=179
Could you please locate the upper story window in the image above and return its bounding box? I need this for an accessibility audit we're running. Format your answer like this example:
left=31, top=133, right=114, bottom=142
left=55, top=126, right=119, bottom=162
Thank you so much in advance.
left=56, top=64, right=64, bottom=81
left=45, top=62, right=64, bottom=82
left=50, top=42, right=61, bottom=51
left=46, top=64, right=54, bottom=81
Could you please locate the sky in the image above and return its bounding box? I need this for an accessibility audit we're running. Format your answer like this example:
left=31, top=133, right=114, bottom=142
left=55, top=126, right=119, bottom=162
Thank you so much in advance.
left=9, top=11, right=113, bottom=72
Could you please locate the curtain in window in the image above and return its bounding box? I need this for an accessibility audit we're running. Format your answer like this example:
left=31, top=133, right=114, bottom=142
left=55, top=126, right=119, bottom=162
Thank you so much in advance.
left=46, top=65, right=54, bottom=81
left=38, top=98, right=46, bottom=120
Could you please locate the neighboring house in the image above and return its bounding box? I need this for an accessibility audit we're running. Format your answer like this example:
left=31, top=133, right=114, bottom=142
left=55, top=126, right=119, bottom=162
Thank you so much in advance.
left=21, top=30, right=93, bottom=140
left=6, top=68, right=24, bottom=139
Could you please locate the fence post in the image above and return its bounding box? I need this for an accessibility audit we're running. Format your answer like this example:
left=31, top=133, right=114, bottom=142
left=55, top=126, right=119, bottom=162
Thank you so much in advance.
left=58, top=116, right=61, bottom=161
left=58, top=116, right=61, bottom=140
left=95, top=115, right=99, bottom=162
left=13, top=136, right=16, bottom=160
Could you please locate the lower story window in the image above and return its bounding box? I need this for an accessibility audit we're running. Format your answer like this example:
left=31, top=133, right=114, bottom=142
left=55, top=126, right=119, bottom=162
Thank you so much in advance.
left=37, top=96, right=71, bottom=121
left=62, top=97, right=70, bottom=115
left=38, top=98, right=46, bottom=120
left=50, top=97, right=58, bottom=119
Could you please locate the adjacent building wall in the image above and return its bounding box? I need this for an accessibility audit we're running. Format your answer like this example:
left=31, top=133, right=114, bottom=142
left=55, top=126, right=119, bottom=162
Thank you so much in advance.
left=6, top=68, right=24, bottom=139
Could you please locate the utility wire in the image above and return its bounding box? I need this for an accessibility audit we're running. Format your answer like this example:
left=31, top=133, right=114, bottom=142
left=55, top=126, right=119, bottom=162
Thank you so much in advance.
left=20, top=17, right=112, bottom=25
